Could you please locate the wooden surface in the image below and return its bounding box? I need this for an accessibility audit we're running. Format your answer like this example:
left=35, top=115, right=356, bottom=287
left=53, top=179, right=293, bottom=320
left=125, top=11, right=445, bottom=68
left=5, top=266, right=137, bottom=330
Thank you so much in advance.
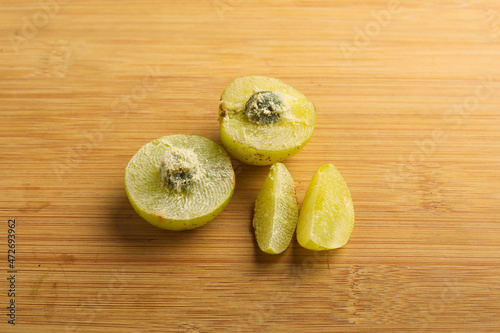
left=1, top=0, right=500, bottom=332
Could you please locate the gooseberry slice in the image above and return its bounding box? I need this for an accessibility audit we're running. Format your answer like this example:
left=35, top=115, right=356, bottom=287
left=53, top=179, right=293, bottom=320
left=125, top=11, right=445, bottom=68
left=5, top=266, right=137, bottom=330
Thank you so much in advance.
left=219, top=76, right=316, bottom=165
left=124, top=134, right=235, bottom=230
left=253, top=163, right=299, bottom=254
left=297, top=164, right=354, bottom=251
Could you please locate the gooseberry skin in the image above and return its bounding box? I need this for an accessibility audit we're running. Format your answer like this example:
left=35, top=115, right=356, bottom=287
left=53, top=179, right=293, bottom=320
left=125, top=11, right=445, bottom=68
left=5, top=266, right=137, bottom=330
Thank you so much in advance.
left=220, top=129, right=306, bottom=166
left=125, top=187, right=234, bottom=231
left=218, top=76, right=316, bottom=166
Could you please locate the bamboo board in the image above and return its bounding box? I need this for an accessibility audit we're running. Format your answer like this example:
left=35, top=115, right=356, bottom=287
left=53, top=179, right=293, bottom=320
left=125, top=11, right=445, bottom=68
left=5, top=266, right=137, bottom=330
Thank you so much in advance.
left=1, top=0, right=500, bottom=332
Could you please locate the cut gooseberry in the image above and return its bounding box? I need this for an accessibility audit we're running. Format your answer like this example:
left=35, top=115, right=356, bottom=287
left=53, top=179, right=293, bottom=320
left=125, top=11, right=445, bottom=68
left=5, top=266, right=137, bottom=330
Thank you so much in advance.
left=297, top=164, right=354, bottom=251
left=219, top=76, right=316, bottom=165
left=124, top=134, right=235, bottom=230
left=253, top=163, right=299, bottom=254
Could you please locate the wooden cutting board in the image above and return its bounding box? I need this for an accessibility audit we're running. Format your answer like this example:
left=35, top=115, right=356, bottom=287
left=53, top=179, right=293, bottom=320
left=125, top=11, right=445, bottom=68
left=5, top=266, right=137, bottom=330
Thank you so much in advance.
left=1, top=0, right=500, bottom=332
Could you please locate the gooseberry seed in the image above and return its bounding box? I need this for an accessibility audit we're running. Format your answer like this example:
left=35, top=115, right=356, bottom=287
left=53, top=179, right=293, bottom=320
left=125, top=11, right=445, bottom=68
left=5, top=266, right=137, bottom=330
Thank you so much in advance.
left=245, top=91, right=287, bottom=125
left=159, top=147, right=201, bottom=192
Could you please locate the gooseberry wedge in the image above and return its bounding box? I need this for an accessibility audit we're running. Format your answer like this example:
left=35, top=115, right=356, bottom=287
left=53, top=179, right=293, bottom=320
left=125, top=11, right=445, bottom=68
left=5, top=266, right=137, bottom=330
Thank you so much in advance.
left=124, top=134, right=235, bottom=231
left=219, top=76, right=316, bottom=165
left=297, top=164, right=354, bottom=251
left=253, top=163, right=299, bottom=254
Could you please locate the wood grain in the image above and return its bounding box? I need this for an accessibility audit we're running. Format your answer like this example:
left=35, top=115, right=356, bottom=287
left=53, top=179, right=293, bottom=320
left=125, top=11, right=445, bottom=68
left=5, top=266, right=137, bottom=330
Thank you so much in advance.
left=1, top=0, right=500, bottom=332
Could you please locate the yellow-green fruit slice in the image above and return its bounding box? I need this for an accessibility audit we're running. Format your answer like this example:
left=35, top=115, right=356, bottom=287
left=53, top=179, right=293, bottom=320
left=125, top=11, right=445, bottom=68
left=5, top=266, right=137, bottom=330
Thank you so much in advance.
left=219, top=76, right=316, bottom=165
left=297, top=164, right=354, bottom=251
left=124, top=134, right=235, bottom=231
left=253, top=163, right=299, bottom=254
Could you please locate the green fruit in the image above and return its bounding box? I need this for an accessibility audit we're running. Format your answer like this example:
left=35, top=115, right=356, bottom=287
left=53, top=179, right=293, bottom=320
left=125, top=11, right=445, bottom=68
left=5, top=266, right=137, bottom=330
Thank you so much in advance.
left=253, top=163, right=299, bottom=254
left=297, top=164, right=354, bottom=251
left=219, top=76, right=316, bottom=165
left=124, top=134, right=235, bottom=230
